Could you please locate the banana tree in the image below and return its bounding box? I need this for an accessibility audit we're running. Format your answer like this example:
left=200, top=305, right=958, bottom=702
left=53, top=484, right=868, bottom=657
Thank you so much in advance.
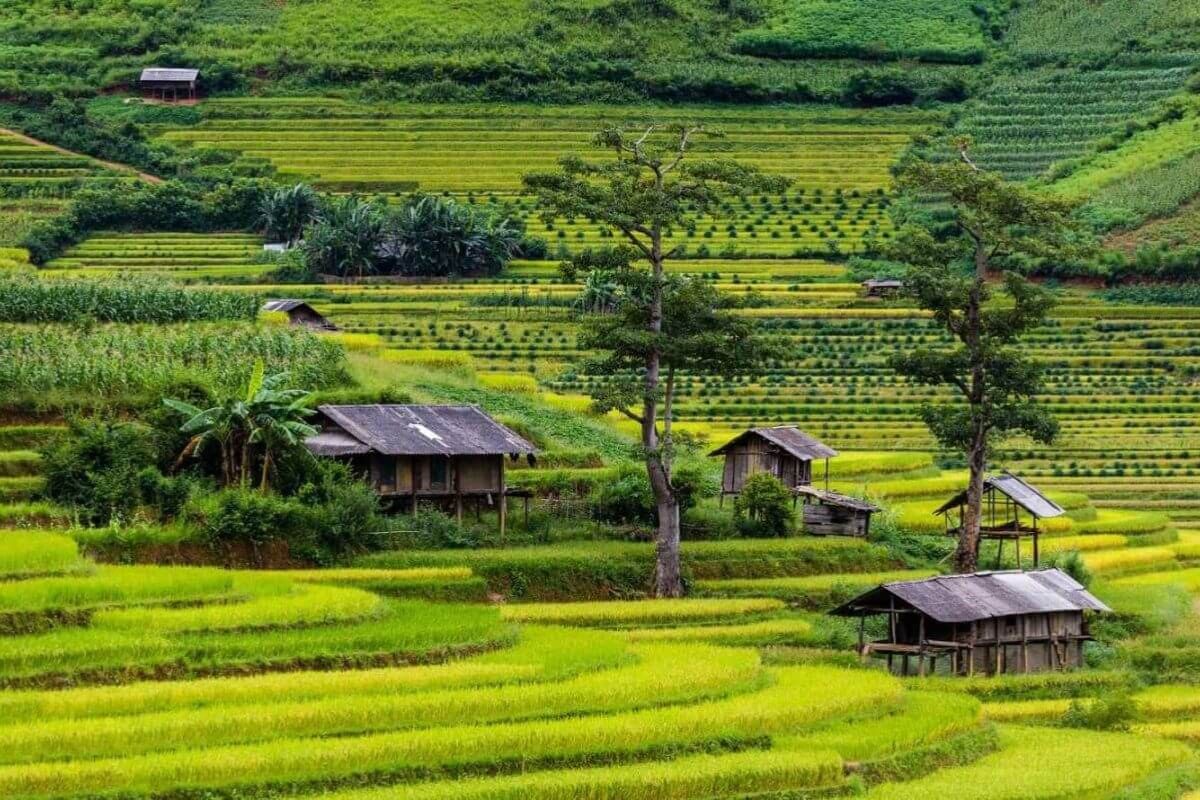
left=164, top=361, right=317, bottom=491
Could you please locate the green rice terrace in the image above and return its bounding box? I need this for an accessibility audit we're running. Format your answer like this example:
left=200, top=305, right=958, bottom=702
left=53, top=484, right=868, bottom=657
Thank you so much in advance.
left=5, top=0, right=1200, bottom=797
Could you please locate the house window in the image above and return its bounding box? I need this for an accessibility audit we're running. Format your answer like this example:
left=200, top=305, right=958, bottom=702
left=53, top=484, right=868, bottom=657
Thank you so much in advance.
left=430, top=457, right=448, bottom=490
left=376, top=457, right=396, bottom=491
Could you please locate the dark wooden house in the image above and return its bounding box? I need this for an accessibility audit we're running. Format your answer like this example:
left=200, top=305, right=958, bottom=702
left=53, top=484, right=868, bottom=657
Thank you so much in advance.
left=305, top=405, right=536, bottom=535
left=710, top=426, right=838, bottom=504
left=862, top=278, right=904, bottom=298
left=795, top=486, right=878, bottom=537
left=139, top=68, right=199, bottom=102
left=832, top=569, right=1109, bottom=677
left=935, top=472, right=1065, bottom=568
left=262, top=300, right=338, bottom=331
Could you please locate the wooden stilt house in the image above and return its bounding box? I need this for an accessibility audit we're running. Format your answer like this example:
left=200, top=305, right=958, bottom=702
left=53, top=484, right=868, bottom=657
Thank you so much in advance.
left=304, top=405, right=536, bottom=538
left=139, top=68, right=199, bottom=102
left=934, top=472, right=1064, bottom=568
left=710, top=426, right=838, bottom=505
left=832, top=569, right=1109, bottom=677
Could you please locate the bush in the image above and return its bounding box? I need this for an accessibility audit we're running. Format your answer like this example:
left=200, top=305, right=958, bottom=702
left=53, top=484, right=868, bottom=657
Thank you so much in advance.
left=733, top=473, right=794, bottom=537
left=682, top=506, right=738, bottom=540
left=393, top=509, right=482, bottom=550
left=1062, top=693, right=1137, bottom=732
left=843, top=70, right=918, bottom=107
left=40, top=419, right=158, bottom=526
left=591, top=462, right=713, bottom=528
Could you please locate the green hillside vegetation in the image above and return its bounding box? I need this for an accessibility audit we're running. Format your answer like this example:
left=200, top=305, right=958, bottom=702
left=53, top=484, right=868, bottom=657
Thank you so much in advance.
left=3, top=0, right=1200, bottom=797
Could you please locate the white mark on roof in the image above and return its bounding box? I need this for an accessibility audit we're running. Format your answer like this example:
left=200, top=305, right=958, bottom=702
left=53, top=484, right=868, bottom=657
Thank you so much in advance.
left=409, top=423, right=445, bottom=443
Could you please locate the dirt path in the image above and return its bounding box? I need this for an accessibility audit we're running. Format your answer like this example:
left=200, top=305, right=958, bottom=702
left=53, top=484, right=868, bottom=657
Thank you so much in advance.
left=0, top=126, right=163, bottom=184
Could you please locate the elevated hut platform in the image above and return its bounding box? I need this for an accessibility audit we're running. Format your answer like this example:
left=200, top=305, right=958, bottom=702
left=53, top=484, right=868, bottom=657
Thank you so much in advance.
left=833, top=569, right=1109, bottom=677
left=934, top=472, right=1065, bottom=568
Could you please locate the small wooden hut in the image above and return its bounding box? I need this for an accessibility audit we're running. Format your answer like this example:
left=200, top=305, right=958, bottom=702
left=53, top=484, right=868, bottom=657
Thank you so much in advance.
left=262, top=300, right=338, bottom=331
left=305, top=405, right=536, bottom=536
left=934, top=472, right=1064, bottom=568
left=832, top=569, right=1109, bottom=677
left=139, top=68, right=199, bottom=102
left=862, top=278, right=904, bottom=298
left=794, top=486, right=878, bottom=537
left=710, top=426, right=837, bottom=505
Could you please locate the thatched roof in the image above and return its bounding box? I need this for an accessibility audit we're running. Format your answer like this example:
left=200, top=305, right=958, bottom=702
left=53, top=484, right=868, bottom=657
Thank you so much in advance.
left=307, top=405, right=536, bottom=458
left=709, top=426, right=838, bottom=461
left=933, top=473, right=1064, bottom=519
left=140, top=68, right=199, bottom=82
left=794, top=486, right=878, bottom=512
left=831, top=569, right=1109, bottom=623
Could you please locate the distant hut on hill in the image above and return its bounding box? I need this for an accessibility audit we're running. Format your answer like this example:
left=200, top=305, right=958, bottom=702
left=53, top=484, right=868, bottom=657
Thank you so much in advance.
left=709, top=426, right=838, bottom=504
left=832, top=568, right=1109, bottom=677
left=139, top=68, right=199, bottom=102
left=935, top=472, right=1064, bottom=568
left=262, top=300, right=337, bottom=331
left=862, top=278, right=903, bottom=298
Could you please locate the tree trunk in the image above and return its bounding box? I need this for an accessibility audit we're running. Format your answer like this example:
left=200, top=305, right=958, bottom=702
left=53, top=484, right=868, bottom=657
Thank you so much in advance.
left=955, top=242, right=990, bottom=574
left=955, top=422, right=988, bottom=573
left=642, top=222, right=683, bottom=597
left=259, top=449, right=272, bottom=493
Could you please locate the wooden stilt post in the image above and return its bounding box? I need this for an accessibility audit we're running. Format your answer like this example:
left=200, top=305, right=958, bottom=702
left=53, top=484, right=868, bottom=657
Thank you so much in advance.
left=499, top=457, right=507, bottom=547
left=858, top=615, right=865, bottom=657
left=454, top=457, right=463, bottom=524
left=411, top=458, right=419, bottom=517
left=1021, top=615, right=1029, bottom=673
left=1033, top=517, right=1040, bottom=568
left=824, top=457, right=829, bottom=491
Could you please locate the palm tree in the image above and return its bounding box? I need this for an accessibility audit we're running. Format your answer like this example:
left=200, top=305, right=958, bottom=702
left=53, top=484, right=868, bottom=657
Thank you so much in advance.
left=303, top=196, right=385, bottom=279
left=258, top=184, right=322, bottom=247
left=164, top=361, right=317, bottom=491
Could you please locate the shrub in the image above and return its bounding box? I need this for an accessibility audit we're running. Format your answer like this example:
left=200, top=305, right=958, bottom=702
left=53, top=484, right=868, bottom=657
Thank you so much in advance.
left=733, top=473, right=794, bottom=537
left=1062, top=693, right=1137, bottom=732
left=40, top=419, right=158, bottom=526
left=393, top=509, right=483, bottom=550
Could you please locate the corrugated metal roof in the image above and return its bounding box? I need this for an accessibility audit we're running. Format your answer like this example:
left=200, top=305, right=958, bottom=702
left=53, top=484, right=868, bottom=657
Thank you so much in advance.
left=140, top=68, right=199, bottom=82
left=933, top=472, right=1065, bottom=519
left=862, top=278, right=904, bottom=288
left=832, top=569, right=1110, bottom=623
left=308, top=405, right=536, bottom=457
left=793, top=486, right=879, bottom=512
left=709, top=426, right=838, bottom=460
left=262, top=299, right=310, bottom=313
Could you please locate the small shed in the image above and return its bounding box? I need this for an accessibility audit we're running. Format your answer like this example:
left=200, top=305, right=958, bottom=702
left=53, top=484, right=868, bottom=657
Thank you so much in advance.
left=262, top=300, right=338, bottom=332
left=862, top=278, right=904, bottom=298
left=710, top=426, right=837, bottom=504
left=795, top=486, right=879, bottom=537
left=139, top=68, right=199, bottom=102
left=935, top=472, right=1064, bottom=568
left=305, top=405, right=536, bottom=536
left=832, top=569, right=1109, bottom=677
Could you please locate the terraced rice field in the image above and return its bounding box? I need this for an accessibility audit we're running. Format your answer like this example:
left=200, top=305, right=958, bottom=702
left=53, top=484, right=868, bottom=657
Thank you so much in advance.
left=1, top=526, right=1196, bottom=799
left=42, top=232, right=269, bottom=280
left=949, top=65, right=1192, bottom=180
left=0, top=128, right=130, bottom=244
left=154, top=101, right=936, bottom=256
